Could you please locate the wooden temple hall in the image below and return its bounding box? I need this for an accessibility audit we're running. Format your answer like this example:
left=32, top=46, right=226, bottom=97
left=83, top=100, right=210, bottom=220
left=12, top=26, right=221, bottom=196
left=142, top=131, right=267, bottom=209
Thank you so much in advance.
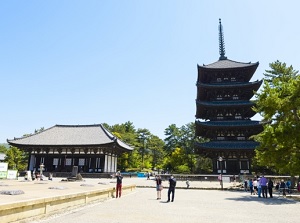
left=194, top=19, right=263, bottom=175
left=7, top=124, right=134, bottom=176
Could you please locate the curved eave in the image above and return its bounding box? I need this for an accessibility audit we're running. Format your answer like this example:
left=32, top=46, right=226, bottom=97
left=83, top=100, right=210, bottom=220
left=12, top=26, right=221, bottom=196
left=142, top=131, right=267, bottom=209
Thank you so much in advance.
left=194, top=141, right=259, bottom=150
left=198, top=59, right=259, bottom=69
left=196, top=120, right=261, bottom=127
left=195, top=120, right=263, bottom=135
left=196, top=100, right=255, bottom=107
left=197, top=60, right=259, bottom=83
left=115, top=139, right=134, bottom=151
left=197, top=80, right=263, bottom=89
left=8, top=141, right=133, bottom=153
left=7, top=141, right=114, bottom=148
left=196, top=80, right=263, bottom=101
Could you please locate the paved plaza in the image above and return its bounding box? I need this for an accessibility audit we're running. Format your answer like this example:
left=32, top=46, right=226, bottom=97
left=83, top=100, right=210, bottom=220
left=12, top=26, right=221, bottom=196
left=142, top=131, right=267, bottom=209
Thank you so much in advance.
left=29, top=187, right=300, bottom=223
left=1, top=176, right=297, bottom=223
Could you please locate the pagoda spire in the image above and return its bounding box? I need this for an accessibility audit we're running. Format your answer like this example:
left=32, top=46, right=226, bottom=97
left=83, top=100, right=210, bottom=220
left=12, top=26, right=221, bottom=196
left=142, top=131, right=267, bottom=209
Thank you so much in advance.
left=218, top=18, right=227, bottom=60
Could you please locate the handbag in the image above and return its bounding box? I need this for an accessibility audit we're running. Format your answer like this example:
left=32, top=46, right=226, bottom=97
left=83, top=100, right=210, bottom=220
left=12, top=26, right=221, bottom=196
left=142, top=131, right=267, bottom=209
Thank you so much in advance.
left=159, top=185, right=163, bottom=191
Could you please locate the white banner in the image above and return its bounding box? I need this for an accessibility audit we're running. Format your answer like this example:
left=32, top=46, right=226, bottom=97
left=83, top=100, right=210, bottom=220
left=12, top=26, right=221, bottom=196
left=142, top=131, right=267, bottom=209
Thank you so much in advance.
left=7, top=170, right=18, bottom=179
left=0, top=163, right=8, bottom=171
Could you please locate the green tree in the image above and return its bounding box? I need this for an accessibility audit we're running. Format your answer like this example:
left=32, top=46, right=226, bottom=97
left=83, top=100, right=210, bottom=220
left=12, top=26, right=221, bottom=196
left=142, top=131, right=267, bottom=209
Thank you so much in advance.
left=164, top=124, right=180, bottom=155
left=164, top=122, right=209, bottom=173
left=167, top=147, right=190, bottom=173
left=136, top=129, right=152, bottom=170
left=0, top=145, right=7, bottom=153
left=103, top=122, right=139, bottom=171
left=145, top=135, right=165, bottom=172
left=254, top=61, right=300, bottom=176
left=4, top=146, right=28, bottom=171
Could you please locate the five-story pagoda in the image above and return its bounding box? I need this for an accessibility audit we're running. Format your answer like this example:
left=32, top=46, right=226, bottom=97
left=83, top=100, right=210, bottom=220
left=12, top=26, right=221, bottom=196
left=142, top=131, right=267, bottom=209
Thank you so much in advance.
left=195, top=19, right=263, bottom=175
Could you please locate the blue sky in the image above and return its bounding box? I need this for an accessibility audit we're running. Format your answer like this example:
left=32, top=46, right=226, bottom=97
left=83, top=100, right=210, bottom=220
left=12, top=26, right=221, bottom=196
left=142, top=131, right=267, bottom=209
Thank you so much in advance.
left=1, top=1, right=299, bottom=143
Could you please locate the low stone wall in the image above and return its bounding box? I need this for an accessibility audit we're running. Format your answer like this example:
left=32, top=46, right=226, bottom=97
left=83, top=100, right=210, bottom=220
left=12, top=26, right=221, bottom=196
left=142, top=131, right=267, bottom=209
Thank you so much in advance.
left=0, top=184, right=136, bottom=223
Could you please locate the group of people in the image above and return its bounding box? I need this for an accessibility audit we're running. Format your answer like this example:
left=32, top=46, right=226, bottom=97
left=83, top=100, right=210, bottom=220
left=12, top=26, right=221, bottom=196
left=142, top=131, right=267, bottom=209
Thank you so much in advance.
left=114, top=172, right=299, bottom=201
left=114, top=171, right=177, bottom=202
left=244, top=176, right=293, bottom=198
left=155, top=174, right=177, bottom=202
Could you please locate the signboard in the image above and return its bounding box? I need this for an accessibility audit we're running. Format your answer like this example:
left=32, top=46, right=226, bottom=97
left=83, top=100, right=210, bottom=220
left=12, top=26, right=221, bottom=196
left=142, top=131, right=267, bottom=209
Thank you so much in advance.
left=7, top=170, right=18, bottom=179
left=0, top=171, right=7, bottom=179
left=0, top=163, right=8, bottom=171
left=223, top=176, right=230, bottom=183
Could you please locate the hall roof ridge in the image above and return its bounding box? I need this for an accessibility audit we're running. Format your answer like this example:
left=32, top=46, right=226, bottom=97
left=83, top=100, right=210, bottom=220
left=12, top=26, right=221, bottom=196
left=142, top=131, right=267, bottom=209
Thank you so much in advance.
left=7, top=124, right=133, bottom=151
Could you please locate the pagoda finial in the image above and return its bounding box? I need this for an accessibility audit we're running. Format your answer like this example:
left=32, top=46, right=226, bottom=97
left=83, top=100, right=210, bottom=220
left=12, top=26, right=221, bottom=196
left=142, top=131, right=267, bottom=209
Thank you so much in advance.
left=218, top=18, right=227, bottom=60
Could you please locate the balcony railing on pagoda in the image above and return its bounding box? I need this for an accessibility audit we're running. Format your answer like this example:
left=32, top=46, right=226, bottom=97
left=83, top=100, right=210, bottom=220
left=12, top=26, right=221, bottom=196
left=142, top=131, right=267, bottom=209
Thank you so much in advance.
left=215, top=136, right=248, bottom=141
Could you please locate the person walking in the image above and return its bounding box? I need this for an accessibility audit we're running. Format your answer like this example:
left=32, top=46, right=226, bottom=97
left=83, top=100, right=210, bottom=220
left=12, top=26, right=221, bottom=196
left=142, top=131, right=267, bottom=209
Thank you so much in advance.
left=260, top=175, right=268, bottom=198
left=268, top=178, right=274, bottom=198
left=167, top=175, right=176, bottom=202
left=155, top=175, right=162, bottom=200
left=115, top=171, right=123, bottom=198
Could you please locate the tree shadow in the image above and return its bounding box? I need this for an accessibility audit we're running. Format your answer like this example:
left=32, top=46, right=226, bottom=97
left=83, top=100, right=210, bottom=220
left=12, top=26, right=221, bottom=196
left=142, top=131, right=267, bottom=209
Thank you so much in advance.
left=225, top=190, right=298, bottom=205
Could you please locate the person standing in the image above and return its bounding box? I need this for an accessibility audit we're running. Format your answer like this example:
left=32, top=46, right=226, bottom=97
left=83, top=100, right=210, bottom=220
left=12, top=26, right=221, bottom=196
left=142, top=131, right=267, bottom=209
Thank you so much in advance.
left=115, top=171, right=123, bottom=198
left=260, top=175, right=268, bottom=198
left=268, top=178, right=274, bottom=198
left=167, top=175, right=176, bottom=202
left=249, top=178, right=254, bottom=195
left=257, top=178, right=262, bottom=198
left=155, top=175, right=162, bottom=200
left=279, top=179, right=286, bottom=197
left=244, top=179, right=248, bottom=192
left=286, top=179, right=291, bottom=194
left=253, top=178, right=258, bottom=195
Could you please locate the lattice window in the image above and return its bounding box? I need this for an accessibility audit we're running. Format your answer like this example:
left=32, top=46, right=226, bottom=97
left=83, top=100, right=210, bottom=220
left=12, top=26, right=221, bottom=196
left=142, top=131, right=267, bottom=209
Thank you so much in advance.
left=233, top=94, right=239, bottom=100
left=78, top=158, right=85, bottom=166
left=53, top=158, right=59, bottom=165
left=65, top=158, right=72, bottom=166
left=216, top=94, right=222, bottom=100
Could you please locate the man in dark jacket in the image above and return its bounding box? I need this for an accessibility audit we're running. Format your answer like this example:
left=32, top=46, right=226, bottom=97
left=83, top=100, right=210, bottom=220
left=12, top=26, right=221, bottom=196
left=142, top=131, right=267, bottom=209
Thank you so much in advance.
left=268, top=179, right=274, bottom=198
left=167, top=175, right=177, bottom=202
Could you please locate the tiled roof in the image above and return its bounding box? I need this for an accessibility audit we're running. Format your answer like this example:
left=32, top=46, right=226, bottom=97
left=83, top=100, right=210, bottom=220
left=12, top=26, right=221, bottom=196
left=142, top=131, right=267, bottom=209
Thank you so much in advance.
left=195, top=141, right=259, bottom=150
left=7, top=124, right=133, bottom=151
left=200, top=59, right=258, bottom=69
